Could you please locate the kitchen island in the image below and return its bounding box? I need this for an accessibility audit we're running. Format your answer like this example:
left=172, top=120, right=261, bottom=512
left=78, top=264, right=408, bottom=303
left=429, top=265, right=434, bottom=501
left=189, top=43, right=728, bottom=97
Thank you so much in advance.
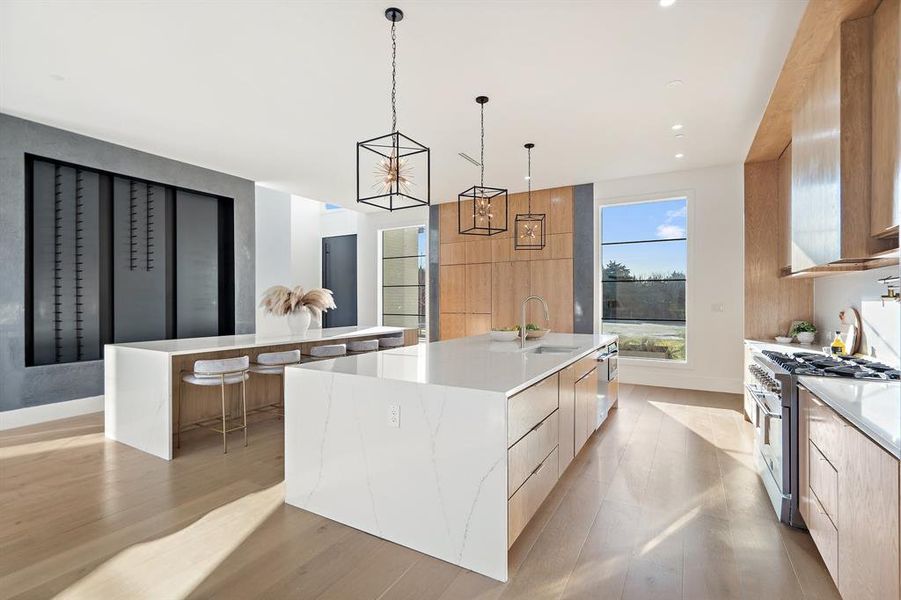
left=283, top=332, right=617, bottom=581
left=104, top=325, right=416, bottom=460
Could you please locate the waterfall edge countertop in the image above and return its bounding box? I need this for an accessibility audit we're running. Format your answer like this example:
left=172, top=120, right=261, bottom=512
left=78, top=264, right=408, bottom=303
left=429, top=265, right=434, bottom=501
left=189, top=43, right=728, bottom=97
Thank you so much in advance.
left=105, top=325, right=405, bottom=355
left=294, top=332, right=618, bottom=396
left=799, top=376, right=901, bottom=459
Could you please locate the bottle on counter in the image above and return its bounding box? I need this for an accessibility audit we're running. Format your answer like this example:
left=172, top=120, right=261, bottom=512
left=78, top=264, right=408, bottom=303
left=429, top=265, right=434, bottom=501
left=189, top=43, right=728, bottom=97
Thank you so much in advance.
left=830, top=330, right=846, bottom=356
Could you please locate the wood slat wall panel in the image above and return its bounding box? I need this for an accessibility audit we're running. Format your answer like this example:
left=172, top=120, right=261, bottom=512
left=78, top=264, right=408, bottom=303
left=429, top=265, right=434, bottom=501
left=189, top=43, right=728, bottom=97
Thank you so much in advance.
left=529, top=259, right=574, bottom=333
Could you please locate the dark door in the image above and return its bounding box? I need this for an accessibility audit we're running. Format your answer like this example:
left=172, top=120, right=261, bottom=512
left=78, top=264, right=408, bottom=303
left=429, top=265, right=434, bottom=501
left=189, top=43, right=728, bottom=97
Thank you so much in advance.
left=321, top=234, right=357, bottom=327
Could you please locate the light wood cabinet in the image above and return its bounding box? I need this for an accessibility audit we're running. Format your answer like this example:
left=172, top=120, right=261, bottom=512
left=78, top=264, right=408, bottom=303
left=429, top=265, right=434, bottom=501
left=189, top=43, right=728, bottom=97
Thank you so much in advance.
left=838, top=420, right=901, bottom=600
left=871, top=0, right=900, bottom=237
left=777, top=143, right=793, bottom=272
left=799, top=385, right=901, bottom=599
left=507, top=373, right=558, bottom=447
left=508, top=410, right=558, bottom=498
left=574, top=367, right=598, bottom=455
left=558, top=364, right=576, bottom=473
left=791, top=18, right=871, bottom=269
left=508, top=447, right=558, bottom=548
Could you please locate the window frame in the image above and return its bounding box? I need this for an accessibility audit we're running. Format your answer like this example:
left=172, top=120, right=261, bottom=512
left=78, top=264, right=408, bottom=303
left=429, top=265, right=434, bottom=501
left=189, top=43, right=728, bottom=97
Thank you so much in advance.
left=595, top=191, right=693, bottom=367
left=377, top=224, right=428, bottom=340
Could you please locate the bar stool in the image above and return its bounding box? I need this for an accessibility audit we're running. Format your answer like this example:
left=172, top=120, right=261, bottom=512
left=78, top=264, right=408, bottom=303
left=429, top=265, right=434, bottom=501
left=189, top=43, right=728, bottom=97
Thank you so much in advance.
left=249, top=349, right=301, bottom=413
left=306, top=343, right=347, bottom=360
left=379, top=335, right=405, bottom=349
left=347, top=339, right=379, bottom=353
left=178, top=355, right=249, bottom=454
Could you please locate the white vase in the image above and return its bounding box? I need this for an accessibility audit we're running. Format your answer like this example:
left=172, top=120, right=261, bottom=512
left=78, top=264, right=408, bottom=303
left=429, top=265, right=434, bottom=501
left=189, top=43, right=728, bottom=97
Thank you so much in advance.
left=796, top=331, right=816, bottom=344
left=286, top=308, right=312, bottom=336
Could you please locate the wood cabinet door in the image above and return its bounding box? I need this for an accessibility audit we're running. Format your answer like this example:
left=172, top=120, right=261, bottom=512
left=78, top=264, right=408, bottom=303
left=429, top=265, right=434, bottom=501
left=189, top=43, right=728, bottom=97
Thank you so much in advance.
left=798, top=388, right=812, bottom=524
left=871, top=0, right=900, bottom=237
left=574, top=367, right=598, bottom=455
left=838, top=423, right=900, bottom=600
left=558, top=364, right=576, bottom=473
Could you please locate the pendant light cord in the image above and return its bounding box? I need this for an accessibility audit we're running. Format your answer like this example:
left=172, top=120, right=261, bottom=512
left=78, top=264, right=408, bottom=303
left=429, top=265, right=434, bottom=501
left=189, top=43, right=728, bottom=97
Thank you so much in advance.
left=391, top=20, right=397, bottom=133
left=527, top=146, right=532, bottom=212
left=480, top=102, right=485, bottom=187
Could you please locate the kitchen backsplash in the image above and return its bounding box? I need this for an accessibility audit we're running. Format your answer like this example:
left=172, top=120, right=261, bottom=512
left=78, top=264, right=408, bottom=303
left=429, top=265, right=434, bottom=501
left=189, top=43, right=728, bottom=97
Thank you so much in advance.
left=813, top=265, right=900, bottom=367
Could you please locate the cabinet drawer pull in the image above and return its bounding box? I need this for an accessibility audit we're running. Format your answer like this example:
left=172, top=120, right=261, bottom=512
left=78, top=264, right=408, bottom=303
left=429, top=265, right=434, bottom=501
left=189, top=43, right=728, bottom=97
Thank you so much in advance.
left=531, top=460, right=546, bottom=477
left=532, top=420, right=545, bottom=432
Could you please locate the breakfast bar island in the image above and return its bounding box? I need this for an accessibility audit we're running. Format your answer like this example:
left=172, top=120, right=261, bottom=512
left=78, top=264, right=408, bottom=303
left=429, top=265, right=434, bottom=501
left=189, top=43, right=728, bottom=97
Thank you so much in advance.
left=283, top=332, right=618, bottom=581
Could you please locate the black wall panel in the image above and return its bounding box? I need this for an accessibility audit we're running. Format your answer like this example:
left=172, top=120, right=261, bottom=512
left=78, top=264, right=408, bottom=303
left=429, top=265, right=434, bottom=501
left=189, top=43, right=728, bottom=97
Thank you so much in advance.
left=26, top=156, right=235, bottom=366
left=30, top=160, right=101, bottom=366
left=176, top=190, right=222, bottom=339
left=112, top=177, right=170, bottom=343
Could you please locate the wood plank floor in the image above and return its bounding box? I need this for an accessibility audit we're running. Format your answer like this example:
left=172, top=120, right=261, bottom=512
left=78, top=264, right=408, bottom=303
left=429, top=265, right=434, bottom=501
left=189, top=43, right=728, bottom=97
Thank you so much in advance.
left=0, top=384, right=839, bottom=599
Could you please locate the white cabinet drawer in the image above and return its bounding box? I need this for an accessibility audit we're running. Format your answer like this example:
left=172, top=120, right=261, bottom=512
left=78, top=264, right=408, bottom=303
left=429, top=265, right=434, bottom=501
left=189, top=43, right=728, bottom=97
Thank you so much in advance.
left=508, top=374, right=558, bottom=447
left=508, top=447, right=558, bottom=548
left=508, top=410, right=558, bottom=498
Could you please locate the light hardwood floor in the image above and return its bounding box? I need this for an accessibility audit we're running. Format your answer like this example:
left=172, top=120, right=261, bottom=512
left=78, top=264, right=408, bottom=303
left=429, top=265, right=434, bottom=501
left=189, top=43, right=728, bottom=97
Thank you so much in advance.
left=0, top=385, right=839, bottom=599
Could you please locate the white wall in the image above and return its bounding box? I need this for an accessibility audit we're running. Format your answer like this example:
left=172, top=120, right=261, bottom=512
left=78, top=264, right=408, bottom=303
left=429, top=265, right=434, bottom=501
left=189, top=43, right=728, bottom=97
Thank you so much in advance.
left=594, top=163, right=745, bottom=393
left=355, top=207, right=430, bottom=327
left=254, top=185, right=327, bottom=335
left=813, top=265, right=900, bottom=368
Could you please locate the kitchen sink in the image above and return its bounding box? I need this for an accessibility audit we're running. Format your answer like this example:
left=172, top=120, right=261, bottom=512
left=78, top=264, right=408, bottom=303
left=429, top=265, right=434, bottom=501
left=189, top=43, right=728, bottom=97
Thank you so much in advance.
left=524, top=345, right=579, bottom=355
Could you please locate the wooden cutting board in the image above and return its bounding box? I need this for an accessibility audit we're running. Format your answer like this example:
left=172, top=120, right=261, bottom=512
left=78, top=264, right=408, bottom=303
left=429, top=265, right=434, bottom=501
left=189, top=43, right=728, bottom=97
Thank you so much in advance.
left=838, top=307, right=861, bottom=355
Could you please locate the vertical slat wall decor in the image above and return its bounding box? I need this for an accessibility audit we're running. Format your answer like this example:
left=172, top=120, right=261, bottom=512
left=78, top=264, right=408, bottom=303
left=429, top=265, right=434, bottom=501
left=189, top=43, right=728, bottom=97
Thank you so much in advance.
left=26, top=156, right=234, bottom=366
left=436, top=186, right=576, bottom=340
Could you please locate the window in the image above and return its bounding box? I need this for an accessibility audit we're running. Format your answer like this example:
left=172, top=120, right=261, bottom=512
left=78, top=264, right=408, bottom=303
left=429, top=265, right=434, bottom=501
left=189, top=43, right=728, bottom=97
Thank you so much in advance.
left=600, top=197, right=686, bottom=361
left=381, top=226, right=427, bottom=338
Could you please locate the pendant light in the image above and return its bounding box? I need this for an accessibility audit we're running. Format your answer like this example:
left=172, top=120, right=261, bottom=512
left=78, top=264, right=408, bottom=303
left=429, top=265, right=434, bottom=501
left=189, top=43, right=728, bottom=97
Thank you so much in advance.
left=514, top=143, right=546, bottom=250
left=357, top=7, right=430, bottom=211
left=458, top=96, right=507, bottom=235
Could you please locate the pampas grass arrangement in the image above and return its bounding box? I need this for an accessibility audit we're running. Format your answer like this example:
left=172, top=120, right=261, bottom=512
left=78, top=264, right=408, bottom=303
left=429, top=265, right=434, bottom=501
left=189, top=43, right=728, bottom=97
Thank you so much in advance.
left=259, top=285, right=337, bottom=322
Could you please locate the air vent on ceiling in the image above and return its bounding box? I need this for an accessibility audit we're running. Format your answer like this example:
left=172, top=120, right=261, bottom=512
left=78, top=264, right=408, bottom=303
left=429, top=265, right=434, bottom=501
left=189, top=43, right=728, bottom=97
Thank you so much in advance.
left=458, top=152, right=481, bottom=167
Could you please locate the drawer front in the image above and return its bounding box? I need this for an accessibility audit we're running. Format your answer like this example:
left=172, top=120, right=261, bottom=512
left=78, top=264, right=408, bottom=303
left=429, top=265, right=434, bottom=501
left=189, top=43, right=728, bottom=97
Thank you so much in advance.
left=804, top=388, right=844, bottom=464
left=573, top=354, right=597, bottom=381
left=508, top=447, right=559, bottom=548
left=808, top=439, right=838, bottom=523
left=508, top=374, right=559, bottom=447
left=508, top=410, right=558, bottom=497
left=807, top=490, right=839, bottom=585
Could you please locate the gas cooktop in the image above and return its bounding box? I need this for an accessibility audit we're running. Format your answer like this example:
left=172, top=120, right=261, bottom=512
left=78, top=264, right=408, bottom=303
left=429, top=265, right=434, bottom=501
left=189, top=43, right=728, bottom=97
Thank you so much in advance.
left=762, top=350, right=901, bottom=381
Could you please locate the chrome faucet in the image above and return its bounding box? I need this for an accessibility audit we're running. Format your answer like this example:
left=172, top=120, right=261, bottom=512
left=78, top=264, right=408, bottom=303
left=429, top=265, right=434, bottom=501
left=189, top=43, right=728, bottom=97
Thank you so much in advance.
left=521, top=295, right=550, bottom=349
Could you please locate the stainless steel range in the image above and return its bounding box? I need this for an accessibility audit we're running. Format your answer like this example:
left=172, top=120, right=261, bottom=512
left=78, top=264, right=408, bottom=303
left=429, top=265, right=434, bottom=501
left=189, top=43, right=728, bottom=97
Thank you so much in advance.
left=745, top=347, right=900, bottom=528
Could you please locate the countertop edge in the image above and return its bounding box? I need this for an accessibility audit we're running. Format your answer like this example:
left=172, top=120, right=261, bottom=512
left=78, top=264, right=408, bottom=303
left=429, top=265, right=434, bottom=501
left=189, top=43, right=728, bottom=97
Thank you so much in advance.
left=798, top=376, right=901, bottom=460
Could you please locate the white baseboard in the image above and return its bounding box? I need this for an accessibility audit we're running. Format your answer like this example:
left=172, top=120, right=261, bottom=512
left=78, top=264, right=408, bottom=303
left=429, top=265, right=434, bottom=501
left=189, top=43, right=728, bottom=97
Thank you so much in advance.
left=619, top=373, right=742, bottom=395
left=0, top=395, right=104, bottom=431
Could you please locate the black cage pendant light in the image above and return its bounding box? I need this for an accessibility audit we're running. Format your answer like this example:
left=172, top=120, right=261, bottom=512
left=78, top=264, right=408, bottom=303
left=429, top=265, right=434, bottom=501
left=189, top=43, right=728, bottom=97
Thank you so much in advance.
left=514, top=143, right=546, bottom=250
left=458, top=96, right=507, bottom=235
left=356, top=7, right=430, bottom=211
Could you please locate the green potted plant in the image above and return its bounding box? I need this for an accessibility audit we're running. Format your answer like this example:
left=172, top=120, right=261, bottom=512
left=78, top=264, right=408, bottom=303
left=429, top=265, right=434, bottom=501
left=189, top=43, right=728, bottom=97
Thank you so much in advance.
left=789, top=320, right=817, bottom=344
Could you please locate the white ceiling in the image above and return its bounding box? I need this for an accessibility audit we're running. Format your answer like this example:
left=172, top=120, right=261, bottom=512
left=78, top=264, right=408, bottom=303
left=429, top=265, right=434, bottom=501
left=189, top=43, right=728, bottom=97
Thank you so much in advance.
left=0, top=0, right=806, bottom=209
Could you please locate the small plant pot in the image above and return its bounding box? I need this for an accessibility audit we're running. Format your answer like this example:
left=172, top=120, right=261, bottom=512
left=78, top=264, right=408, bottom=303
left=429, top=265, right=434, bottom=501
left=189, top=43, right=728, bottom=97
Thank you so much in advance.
left=796, top=332, right=816, bottom=344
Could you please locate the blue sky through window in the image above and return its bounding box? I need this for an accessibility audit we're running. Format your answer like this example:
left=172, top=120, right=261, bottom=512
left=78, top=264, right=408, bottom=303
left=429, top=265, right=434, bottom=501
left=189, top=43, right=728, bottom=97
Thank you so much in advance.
left=601, top=198, right=687, bottom=277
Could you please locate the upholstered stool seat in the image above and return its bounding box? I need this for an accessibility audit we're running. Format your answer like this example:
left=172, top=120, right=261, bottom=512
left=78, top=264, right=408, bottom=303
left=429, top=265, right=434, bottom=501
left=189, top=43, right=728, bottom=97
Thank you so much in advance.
left=249, top=349, right=300, bottom=414
left=379, top=336, right=405, bottom=349
left=178, top=355, right=250, bottom=454
left=347, top=339, right=379, bottom=353
left=308, top=344, right=347, bottom=359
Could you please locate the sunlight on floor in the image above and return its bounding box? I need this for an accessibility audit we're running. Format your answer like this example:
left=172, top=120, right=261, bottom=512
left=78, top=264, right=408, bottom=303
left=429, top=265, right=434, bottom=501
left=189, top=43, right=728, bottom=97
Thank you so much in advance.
left=0, top=432, right=104, bottom=460
left=55, top=482, right=285, bottom=600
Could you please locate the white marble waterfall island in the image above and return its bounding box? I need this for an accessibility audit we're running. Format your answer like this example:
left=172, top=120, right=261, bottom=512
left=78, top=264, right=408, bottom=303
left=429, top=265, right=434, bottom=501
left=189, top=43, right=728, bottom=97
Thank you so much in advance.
left=104, top=326, right=414, bottom=460
left=284, top=332, right=618, bottom=582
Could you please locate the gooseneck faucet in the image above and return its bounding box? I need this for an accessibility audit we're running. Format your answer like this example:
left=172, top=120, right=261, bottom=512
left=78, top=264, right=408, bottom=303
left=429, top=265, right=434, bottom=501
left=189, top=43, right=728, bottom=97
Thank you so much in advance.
left=521, top=295, right=550, bottom=349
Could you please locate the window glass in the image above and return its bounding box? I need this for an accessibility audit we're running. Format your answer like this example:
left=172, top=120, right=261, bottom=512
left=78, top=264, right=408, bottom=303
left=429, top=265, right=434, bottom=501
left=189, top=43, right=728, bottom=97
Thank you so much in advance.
left=381, top=226, right=426, bottom=339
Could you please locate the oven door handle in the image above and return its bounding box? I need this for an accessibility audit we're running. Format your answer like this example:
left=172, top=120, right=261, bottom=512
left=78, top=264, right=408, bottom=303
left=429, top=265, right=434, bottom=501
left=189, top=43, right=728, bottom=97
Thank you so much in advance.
left=745, top=384, right=781, bottom=445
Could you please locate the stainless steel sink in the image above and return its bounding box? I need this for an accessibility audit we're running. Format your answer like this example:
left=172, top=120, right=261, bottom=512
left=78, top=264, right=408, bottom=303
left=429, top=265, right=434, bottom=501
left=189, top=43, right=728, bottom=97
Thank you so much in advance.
left=524, top=345, right=579, bottom=355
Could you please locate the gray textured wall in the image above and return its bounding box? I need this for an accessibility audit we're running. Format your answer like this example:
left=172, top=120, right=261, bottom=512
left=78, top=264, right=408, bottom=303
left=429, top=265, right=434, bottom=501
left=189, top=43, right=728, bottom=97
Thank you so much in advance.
left=572, top=183, right=595, bottom=333
left=0, top=114, right=255, bottom=412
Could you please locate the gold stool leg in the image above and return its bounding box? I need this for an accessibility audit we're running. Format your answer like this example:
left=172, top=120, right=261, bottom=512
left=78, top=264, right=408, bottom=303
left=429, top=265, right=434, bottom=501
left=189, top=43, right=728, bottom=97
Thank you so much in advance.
left=242, top=376, right=248, bottom=447
left=220, top=376, right=228, bottom=454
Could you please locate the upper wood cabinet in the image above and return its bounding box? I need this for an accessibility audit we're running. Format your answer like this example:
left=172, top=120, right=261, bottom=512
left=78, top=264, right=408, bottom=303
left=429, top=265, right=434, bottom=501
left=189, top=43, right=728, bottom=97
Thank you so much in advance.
left=871, top=0, right=900, bottom=237
left=791, top=16, right=897, bottom=271
left=777, top=143, right=793, bottom=272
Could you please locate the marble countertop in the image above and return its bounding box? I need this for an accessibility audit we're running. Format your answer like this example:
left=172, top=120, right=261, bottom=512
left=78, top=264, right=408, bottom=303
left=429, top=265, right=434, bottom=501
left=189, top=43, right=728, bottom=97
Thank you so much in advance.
left=293, top=332, right=617, bottom=397
left=105, top=325, right=405, bottom=356
left=799, top=376, right=901, bottom=459
left=745, top=339, right=824, bottom=354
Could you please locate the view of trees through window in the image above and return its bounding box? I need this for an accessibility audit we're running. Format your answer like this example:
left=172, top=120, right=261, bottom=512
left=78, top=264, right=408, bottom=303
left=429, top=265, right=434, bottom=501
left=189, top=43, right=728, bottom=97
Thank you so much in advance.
left=381, top=226, right=427, bottom=339
left=600, top=198, right=687, bottom=361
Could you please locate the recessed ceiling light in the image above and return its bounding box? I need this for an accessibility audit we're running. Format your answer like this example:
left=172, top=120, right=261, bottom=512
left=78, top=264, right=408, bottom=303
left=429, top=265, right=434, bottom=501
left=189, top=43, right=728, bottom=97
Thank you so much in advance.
left=674, top=133, right=685, bottom=139
left=671, top=123, right=683, bottom=131
left=49, top=74, right=65, bottom=82
left=675, top=153, right=684, bottom=159
left=659, top=0, right=676, bottom=6
left=666, top=79, right=683, bottom=88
